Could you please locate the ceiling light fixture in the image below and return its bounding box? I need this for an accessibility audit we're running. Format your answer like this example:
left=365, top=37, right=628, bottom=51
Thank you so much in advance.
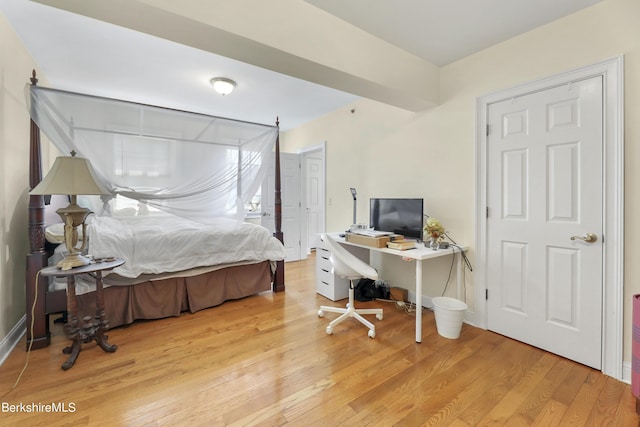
left=210, top=77, right=236, bottom=96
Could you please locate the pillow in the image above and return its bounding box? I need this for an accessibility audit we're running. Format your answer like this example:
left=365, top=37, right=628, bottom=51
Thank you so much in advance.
left=112, top=207, right=137, bottom=217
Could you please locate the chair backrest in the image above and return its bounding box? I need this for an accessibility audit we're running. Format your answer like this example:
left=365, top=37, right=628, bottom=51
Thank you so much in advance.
left=321, top=233, right=379, bottom=281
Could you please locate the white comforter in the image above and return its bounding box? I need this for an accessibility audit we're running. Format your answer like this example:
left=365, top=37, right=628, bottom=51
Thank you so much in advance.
left=86, top=213, right=286, bottom=278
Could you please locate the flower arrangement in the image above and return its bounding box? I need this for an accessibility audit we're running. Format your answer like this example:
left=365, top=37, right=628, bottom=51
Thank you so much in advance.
left=424, top=217, right=445, bottom=244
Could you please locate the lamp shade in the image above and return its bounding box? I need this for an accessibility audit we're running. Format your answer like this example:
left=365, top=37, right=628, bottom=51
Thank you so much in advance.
left=30, top=154, right=109, bottom=195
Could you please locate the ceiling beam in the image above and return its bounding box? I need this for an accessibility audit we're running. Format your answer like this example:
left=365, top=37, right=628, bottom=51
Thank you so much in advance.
left=32, top=0, right=439, bottom=111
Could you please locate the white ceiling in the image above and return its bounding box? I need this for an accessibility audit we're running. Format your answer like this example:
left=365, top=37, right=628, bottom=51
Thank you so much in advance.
left=306, top=0, right=602, bottom=66
left=1, top=0, right=601, bottom=131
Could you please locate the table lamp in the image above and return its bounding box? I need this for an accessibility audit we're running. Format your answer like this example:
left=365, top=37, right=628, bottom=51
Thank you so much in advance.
left=30, top=151, right=109, bottom=270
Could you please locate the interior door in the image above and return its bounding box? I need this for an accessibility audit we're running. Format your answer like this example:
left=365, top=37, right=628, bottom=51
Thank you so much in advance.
left=486, top=76, right=603, bottom=369
left=304, top=154, right=324, bottom=250
left=262, top=152, right=302, bottom=261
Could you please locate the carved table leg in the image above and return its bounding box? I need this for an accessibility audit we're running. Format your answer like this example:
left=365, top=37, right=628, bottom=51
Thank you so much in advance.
left=62, top=275, right=81, bottom=370
left=94, top=271, right=117, bottom=353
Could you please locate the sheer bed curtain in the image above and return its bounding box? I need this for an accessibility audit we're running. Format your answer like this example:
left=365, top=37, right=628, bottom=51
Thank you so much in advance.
left=26, top=86, right=278, bottom=224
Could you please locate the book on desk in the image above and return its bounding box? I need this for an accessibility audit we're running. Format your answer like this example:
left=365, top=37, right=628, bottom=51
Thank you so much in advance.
left=349, top=229, right=393, bottom=238
left=345, top=232, right=403, bottom=248
left=386, top=240, right=416, bottom=250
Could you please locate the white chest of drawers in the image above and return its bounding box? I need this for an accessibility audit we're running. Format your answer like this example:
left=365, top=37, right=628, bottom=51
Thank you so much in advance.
left=315, top=237, right=370, bottom=301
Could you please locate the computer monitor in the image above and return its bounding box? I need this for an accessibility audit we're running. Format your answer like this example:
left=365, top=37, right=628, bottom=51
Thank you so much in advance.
left=369, top=198, right=424, bottom=239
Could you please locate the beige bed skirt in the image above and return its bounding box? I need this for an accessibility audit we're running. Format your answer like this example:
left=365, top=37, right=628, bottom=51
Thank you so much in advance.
left=73, top=261, right=272, bottom=329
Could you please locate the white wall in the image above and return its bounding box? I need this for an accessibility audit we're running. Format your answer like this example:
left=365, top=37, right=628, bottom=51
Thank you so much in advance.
left=283, top=0, right=640, bottom=363
left=0, top=12, right=42, bottom=347
left=0, top=9, right=57, bottom=355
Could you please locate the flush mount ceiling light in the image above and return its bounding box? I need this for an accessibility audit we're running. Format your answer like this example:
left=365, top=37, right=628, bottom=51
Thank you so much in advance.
left=210, top=77, right=236, bottom=96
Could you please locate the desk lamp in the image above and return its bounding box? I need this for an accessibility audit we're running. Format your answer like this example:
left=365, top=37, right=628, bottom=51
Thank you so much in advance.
left=30, top=151, right=109, bottom=270
left=350, top=187, right=357, bottom=226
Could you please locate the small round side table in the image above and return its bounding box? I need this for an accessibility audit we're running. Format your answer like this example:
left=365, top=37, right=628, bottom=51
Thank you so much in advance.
left=40, top=258, right=124, bottom=370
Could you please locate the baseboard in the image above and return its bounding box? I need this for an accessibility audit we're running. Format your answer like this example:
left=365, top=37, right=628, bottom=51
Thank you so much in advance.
left=407, top=290, right=433, bottom=311
left=0, top=315, right=26, bottom=367
left=622, top=360, right=631, bottom=385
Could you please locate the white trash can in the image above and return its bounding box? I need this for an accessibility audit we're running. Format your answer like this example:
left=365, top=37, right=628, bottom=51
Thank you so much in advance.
left=432, top=297, right=467, bottom=339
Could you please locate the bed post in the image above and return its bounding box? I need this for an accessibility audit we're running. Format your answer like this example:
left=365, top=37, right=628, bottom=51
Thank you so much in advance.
left=25, top=70, right=50, bottom=350
left=273, top=117, right=285, bottom=292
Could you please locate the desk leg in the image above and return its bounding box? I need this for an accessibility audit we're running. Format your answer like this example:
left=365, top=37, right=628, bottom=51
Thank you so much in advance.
left=62, top=276, right=81, bottom=370
left=95, top=271, right=117, bottom=353
left=416, top=260, right=422, bottom=343
left=456, top=250, right=463, bottom=300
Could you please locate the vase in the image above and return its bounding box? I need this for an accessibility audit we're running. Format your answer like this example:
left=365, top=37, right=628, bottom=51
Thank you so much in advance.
left=427, top=238, right=438, bottom=250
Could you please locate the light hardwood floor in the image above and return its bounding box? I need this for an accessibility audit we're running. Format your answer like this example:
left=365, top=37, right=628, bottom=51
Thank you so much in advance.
left=1, top=254, right=638, bottom=426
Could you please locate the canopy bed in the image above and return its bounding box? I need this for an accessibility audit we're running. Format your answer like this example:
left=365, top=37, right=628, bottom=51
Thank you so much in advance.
left=25, top=71, right=285, bottom=350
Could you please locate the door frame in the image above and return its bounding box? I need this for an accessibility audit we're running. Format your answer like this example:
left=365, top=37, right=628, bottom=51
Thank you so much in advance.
left=300, top=142, right=326, bottom=255
left=474, top=56, right=624, bottom=379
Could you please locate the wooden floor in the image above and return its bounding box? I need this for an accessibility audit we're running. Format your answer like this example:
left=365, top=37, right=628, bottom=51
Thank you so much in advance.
left=1, top=255, right=638, bottom=426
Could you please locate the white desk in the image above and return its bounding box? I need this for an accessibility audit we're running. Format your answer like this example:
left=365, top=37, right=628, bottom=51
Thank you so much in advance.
left=332, top=233, right=466, bottom=343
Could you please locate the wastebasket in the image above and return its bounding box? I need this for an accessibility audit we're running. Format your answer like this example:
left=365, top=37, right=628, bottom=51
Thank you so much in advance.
left=432, top=296, right=467, bottom=339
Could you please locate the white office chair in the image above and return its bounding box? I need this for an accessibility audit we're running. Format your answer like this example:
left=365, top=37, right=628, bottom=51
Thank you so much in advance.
left=317, top=233, right=383, bottom=338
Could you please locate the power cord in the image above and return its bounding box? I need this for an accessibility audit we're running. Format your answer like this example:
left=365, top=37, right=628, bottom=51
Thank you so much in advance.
left=423, top=212, right=473, bottom=274
left=394, top=300, right=420, bottom=316
left=440, top=246, right=457, bottom=297
left=1, top=270, right=41, bottom=400
left=423, top=212, right=473, bottom=303
left=375, top=298, right=422, bottom=316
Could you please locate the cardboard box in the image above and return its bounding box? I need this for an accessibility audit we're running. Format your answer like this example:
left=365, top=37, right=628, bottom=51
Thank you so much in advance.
left=345, top=232, right=403, bottom=248
left=390, top=287, right=408, bottom=302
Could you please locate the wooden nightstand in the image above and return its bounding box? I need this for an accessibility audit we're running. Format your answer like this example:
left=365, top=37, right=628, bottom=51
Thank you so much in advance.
left=40, top=258, right=124, bottom=370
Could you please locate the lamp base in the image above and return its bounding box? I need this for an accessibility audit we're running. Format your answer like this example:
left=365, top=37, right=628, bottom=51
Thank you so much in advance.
left=58, top=253, right=92, bottom=271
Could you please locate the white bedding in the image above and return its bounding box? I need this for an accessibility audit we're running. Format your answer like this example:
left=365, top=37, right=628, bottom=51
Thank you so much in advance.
left=86, top=213, right=286, bottom=278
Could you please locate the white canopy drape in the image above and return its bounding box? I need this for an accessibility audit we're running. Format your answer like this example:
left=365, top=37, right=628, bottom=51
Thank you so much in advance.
left=27, top=86, right=278, bottom=223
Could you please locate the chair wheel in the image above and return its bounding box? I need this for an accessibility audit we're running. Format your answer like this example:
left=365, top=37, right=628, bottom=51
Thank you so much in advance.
left=318, top=310, right=324, bottom=318
left=376, top=313, right=383, bottom=321
left=368, top=330, right=375, bottom=338
left=326, top=326, right=333, bottom=335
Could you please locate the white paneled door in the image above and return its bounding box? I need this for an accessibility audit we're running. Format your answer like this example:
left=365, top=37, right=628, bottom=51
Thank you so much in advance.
left=305, top=156, right=324, bottom=249
left=262, top=152, right=302, bottom=262
left=486, top=76, right=603, bottom=369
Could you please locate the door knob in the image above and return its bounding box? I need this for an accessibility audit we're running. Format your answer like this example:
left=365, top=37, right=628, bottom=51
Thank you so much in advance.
left=262, top=212, right=271, bottom=217
left=570, top=233, right=597, bottom=243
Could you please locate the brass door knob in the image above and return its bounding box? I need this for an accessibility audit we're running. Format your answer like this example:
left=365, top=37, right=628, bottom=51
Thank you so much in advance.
left=570, top=233, right=597, bottom=243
